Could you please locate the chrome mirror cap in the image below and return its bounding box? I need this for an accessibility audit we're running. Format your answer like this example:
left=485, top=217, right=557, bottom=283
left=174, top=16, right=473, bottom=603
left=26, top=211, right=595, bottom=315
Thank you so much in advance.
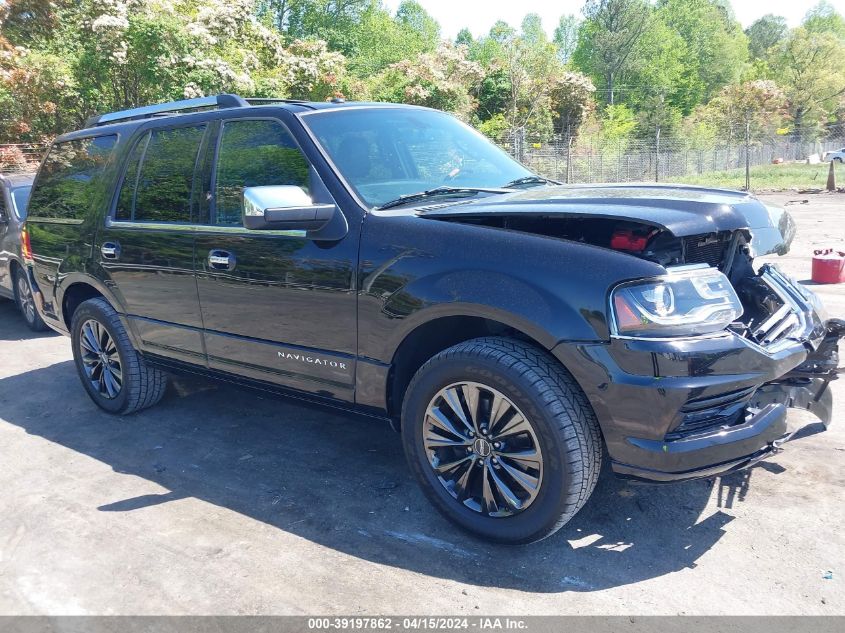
left=243, top=185, right=313, bottom=218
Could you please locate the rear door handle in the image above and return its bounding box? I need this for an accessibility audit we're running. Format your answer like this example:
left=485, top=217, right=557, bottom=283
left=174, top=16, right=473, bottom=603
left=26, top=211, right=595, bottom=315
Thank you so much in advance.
left=101, top=242, right=121, bottom=260
left=208, top=249, right=236, bottom=271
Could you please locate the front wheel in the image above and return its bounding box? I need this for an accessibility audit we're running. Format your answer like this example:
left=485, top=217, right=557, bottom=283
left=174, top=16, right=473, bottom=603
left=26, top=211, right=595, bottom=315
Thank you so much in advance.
left=401, top=337, right=602, bottom=544
left=70, top=297, right=167, bottom=414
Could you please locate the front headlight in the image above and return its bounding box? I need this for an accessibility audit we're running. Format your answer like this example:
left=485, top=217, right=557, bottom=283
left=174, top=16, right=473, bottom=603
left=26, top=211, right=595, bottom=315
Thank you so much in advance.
left=611, top=266, right=743, bottom=338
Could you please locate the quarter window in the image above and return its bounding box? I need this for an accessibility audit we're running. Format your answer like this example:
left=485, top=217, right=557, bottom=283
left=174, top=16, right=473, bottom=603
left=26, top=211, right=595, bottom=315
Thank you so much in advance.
left=28, top=135, right=118, bottom=220
left=116, top=125, right=206, bottom=223
left=214, top=120, right=309, bottom=226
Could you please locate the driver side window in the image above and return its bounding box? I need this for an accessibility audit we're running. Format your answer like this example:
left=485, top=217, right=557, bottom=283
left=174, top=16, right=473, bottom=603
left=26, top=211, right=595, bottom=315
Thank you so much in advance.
left=213, top=120, right=310, bottom=226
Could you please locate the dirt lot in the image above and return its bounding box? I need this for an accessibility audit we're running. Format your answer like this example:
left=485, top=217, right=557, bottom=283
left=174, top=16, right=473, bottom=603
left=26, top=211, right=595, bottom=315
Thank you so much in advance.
left=0, top=192, right=843, bottom=615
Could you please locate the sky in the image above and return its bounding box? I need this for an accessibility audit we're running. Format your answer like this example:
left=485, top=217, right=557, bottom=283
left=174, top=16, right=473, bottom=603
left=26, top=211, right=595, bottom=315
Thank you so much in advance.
left=382, top=0, right=845, bottom=40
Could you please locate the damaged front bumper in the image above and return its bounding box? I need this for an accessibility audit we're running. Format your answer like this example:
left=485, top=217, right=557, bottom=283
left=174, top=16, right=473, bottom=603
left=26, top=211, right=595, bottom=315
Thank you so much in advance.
left=552, top=265, right=842, bottom=483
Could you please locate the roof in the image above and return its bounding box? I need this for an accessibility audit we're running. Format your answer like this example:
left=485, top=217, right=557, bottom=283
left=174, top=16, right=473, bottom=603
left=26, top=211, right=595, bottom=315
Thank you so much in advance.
left=0, top=172, right=35, bottom=188
left=79, top=93, right=419, bottom=131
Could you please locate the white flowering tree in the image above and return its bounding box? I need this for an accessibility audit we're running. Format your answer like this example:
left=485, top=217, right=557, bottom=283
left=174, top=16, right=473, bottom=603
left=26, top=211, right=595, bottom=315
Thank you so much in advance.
left=0, top=0, right=353, bottom=141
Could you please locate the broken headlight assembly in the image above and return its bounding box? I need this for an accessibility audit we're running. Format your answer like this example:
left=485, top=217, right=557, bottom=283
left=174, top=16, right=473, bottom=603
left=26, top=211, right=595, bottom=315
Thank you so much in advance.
left=611, top=265, right=744, bottom=338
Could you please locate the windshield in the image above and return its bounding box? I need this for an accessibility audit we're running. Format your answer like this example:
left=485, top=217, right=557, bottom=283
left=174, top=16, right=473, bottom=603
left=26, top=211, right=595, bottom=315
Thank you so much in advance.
left=11, top=186, right=32, bottom=220
left=302, top=108, right=531, bottom=208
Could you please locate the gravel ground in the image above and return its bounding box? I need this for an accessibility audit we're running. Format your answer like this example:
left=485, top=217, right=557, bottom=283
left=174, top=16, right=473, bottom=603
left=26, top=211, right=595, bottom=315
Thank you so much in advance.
left=0, top=192, right=842, bottom=615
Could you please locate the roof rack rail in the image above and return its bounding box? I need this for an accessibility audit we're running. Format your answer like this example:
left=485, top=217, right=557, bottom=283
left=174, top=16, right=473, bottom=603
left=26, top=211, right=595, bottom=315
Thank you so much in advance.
left=245, top=97, right=309, bottom=105
left=85, top=94, right=249, bottom=128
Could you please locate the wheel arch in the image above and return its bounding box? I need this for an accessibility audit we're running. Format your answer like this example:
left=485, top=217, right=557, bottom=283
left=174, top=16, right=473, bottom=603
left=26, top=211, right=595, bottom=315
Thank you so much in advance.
left=385, top=310, right=560, bottom=421
left=57, top=275, right=124, bottom=332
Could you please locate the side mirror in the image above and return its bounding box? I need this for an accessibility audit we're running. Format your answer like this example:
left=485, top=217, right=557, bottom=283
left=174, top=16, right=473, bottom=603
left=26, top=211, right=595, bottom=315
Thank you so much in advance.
left=243, top=185, right=336, bottom=232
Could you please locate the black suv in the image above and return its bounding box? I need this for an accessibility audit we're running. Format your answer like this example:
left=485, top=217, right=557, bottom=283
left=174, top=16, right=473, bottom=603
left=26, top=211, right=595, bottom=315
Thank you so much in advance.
left=24, top=95, right=841, bottom=543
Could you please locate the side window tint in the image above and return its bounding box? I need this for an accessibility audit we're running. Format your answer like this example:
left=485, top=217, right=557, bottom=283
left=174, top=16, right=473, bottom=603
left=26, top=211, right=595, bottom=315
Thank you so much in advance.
left=214, top=120, right=310, bottom=226
left=132, top=126, right=205, bottom=223
left=12, top=187, right=31, bottom=219
left=28, top=135, right=118, bottom=220
left=0, top=190, right=6, bottom=221
left=115, top=133, right=150, bottom=221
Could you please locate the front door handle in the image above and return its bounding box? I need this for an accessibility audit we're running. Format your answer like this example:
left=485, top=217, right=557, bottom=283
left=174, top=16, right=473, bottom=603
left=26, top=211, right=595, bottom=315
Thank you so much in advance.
left=101, top=242, right=121, bottom=260
left=208, top=249, right=236, bottom=271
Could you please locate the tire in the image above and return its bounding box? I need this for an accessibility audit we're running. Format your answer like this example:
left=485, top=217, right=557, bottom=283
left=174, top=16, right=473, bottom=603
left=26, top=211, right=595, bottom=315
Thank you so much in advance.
left=13, top=268, right=48, bottom=332
left=401, top=337, right=602, bottom=544
left=70, top=297, right=167, bottom=414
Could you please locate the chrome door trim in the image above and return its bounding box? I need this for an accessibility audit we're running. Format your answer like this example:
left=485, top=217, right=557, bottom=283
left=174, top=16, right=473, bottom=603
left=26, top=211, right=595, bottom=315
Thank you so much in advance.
left=105, top=217, right=306, bottom=238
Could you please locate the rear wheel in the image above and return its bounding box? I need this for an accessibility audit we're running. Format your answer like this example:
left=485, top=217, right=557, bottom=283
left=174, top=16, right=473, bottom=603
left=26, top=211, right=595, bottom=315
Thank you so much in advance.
left=70, top=297, right=167, bottom=414
left=401, top=337, right=602, bottom=544
left=14, top=268, right=47, bottom=331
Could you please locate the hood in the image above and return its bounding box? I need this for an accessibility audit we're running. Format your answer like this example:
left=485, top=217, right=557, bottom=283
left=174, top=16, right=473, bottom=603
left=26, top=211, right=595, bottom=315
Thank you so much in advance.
left=417, top=183, right=778, bottom=238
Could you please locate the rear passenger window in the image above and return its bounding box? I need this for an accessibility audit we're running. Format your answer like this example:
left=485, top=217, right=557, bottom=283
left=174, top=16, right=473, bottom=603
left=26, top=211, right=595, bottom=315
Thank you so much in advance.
left=28, top=135, right=117, bottom=220
left=115, top=134, right=149, bottom=221
left=214, top=120, right=309, bottom=226
left=116, top=125, right=205, bottom=223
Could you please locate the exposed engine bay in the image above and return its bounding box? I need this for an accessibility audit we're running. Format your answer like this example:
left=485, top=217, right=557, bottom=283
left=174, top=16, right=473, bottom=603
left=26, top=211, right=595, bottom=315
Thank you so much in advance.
left=425, top=213, right=805, bottom=347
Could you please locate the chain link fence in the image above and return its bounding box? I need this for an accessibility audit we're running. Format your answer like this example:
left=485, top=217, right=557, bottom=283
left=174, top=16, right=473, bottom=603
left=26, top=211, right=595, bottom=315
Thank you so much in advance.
left=495, top=129, right=845, bottom=189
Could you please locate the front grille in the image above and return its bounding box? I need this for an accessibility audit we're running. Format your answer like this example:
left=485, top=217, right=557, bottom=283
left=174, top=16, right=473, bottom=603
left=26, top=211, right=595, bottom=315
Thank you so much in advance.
left=665, top=385, right=756, bottom=440
left=683, top=233, right=729, bottom=267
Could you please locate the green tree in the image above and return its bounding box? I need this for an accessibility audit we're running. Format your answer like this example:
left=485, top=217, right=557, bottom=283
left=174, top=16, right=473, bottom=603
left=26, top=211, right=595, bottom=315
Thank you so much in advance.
left=553, top=14, right=580, bottom=64
left=455, top=27, right=473, bottom=46
left=284, top=0, right=372, bottom=54
left=395, top=1, right=441, bottom=52
left=745, top=14, right=788, bottom=60
left=572, top=0, right=651, bottom=105
left=707, top=79, right=786, bottom=141
left=803, top=1, right=845, bottom=38
left=600, top=103, right=637, bottom=144
left=346, top=1, right=439, bottom=77
left=772, top=27, right=845, bottom=141
left=657, top=0, right=748, bottom=114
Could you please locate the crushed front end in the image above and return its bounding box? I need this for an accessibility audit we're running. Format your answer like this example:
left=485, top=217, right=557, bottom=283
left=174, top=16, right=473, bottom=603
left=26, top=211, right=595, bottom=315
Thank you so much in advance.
left=553, top=221, right=842, bottom=483
left=423, top=185, right=841, bottom=482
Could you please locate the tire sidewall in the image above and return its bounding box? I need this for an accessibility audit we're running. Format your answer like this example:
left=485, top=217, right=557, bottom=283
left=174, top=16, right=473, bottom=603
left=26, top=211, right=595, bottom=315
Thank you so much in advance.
left=402, top=353, right=574, bottom=544
left=70, top=301, right=130, bottom=414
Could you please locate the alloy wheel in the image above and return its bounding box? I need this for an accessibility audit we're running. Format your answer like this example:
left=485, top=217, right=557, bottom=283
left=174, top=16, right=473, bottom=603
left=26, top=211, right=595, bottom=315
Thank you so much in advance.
left=422, top=381, right=543, bottom=517
left=16, top=273, right=36, bottom=324
left=79, top=319, right=123, bottom=399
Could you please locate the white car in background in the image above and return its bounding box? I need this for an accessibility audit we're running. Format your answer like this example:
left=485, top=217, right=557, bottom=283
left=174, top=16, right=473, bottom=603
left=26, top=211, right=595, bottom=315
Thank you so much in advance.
left=824, top=148, right=845, bottom=162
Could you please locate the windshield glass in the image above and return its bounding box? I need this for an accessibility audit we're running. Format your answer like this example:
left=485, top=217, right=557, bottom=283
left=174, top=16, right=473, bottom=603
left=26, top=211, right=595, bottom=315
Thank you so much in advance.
left=302, top=108, right=531, bottom=208
left=11, top=186, right=32, bottom=220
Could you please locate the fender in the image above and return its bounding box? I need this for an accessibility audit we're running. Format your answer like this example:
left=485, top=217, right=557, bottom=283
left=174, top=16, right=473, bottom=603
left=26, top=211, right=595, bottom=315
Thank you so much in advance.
left=381, top=270, right=596, bottom=353
left=54, top=272, right=143, bottom=350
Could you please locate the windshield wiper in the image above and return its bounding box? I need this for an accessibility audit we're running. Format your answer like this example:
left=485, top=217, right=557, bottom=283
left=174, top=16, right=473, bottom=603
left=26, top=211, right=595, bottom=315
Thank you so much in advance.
left=501, top=175, right=560, bottom=188
left=376, top=186, right=511, bottom=211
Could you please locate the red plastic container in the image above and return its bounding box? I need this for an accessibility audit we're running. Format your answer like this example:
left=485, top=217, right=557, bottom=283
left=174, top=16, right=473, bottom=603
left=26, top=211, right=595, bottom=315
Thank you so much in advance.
left=812, top=249, right=845, bottom=284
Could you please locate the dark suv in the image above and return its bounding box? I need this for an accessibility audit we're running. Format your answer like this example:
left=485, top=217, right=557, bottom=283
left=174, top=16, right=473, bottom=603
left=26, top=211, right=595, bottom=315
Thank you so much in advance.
left=24, top=95, right=841, bottom=543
